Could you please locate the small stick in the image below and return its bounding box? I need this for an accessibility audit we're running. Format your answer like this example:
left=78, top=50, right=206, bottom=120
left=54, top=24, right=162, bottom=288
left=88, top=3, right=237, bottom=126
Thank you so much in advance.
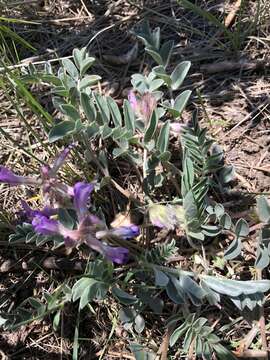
left=233, top=349, right=268, bottom=358
left=201, top=60, right=268, bottom=74
left=224, top=0, right=242, bottom=28
left=226, top=97, right=270, bottom=135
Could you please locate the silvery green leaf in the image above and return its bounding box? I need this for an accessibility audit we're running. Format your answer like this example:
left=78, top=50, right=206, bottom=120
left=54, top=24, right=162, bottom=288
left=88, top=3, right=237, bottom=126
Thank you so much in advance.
left=107, top=96, right=122, bottom=127
left=58, top=209, right=75, bottom=229
left=160, top=40, right=174, bottom=68
left=183, top=327, right=194, bottom=353
left=134, top=314, right=145, bottom=334
left=112, top=287, right=138, bottom=305
left=123, top=99, right=135, bottom=133
left=173, top=90, right=192, bottom=114
left=53, top=311, right=61, bottom=331
left=224, top=237, right=242, bottom=260
left=180, top=275, right=206, bottom=302
left=201, top=224, right=221, bottom=237
left=73, top=47, right=87, bottom=69
left=158, top=151, right=171, bottom=162
left=235, top=219, right=249, bottom=238
left=49, top=121, right=75, bottom=142
left=72, top=277, right=99, bottom=309
left=154, top=268, right=169, bottom=287
left=183, top=191, right=197, bottom=221
left=152, top=65, right=171, bottom=85
left=100, top=124, right=113, bottom=139
left=131, top=73, right=148, bottom=93
left=219, top=165, right=235, bottom=184
left=202, top=275, right=270, bottom=296
left=113, top=147, right=127, bottom=158
left=144, top=109, right=158, bottom=143
left=80, top=57, right=95, bottom=76
left=62, top=58, right=79, bottom=80
left=170, top=321, right=190, bottom=347
left=255, top=244, right=269, bottom=269
left=79, top=279, right=101, bottom=309
left=86, top=122, right=100, bottom=138
left=214, top=204, right=225, bottom=218
left=79, top=75, right=101, bottom=90
left=220, top=213, right=232, bottom=230
left=157, top=120, right=170, bottom=153
left=80, top=92, right=96, bottom=122
left=145, top=48, right=163, bottom=65
left=148, top=78, right=164, bottom=92
left=201, top=282, right=220, bottom=305
left=60, top=104, right=80, bottom=121
left=183, top=156, right=194, bottom=190
left=212, top=343, right=237, bottom=360
left=52, top=86, right=69, bottom=97
left=166, top=278, right=185, bottom=304
left=170, top=61, right=191, bottom=90
left=257, top=196, right=270, bottom=223
left=94, top=93, right=110, bottom=123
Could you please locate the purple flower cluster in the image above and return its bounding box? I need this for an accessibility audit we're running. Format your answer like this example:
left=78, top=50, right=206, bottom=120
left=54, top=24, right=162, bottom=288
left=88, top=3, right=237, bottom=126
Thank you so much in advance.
left=0, top=147, right=140, bottom=264
left=128, top=91, right=157, bottom=123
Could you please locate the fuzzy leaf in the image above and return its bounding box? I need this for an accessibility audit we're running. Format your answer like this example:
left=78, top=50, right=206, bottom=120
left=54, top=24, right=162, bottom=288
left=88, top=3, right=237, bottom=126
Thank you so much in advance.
left=257, top=196, right=270, bottom=223
left=49, top=121, right=75, bottom=142
left=112, top=287, right=138, bottom=305
left=144, top=109, right=158, bottom=143
left=174, top=90, right=192, bottom=114
left=170, top=61, right=191, bottom=90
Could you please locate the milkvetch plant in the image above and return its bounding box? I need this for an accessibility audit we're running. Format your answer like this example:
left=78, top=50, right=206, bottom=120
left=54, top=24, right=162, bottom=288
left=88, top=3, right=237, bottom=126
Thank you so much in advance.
left=1, top=21, right=270, bottom=360
left=0, top=147, right=139, bottom=264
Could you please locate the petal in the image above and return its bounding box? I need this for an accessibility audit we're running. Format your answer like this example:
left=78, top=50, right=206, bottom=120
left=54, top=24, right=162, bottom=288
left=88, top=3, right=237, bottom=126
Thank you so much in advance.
left=103, top=245, right=129, bottom=264
left=128, top=90, right=138, bottom=111
left=73, top=182, right=94, bottom=220
left=32, top=215, right=60, bottom=236
left=0, top=166, right=38, bottom=186
left=140, top=93, right=157, bottom=121
left=50, top=144, right=74, bottom=176
left=21, top=200, right=58, bottom=221
left=97, top=225, right=140, bottom=239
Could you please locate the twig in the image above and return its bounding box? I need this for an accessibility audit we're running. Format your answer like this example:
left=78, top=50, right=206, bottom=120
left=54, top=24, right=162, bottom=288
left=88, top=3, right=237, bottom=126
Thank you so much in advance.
left=201, top=60, right=269, bottom=74
left=86, top=15, right=136, bottom=47
left=236, top=164, right=270, bottom=175
left=224, top=0, right=242, bottom=28
left=226, top=97, right=270, bottom=135
left=233, top=349, right=268, bottom=358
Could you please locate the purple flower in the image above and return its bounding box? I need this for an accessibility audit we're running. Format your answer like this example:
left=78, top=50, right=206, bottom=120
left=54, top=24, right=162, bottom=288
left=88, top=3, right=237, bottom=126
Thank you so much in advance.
left=128, top=91, right=156, bottom=122
left=50, top=144, right=74, bottom=176
left=128, top=91, right=138, bottom=111
left=0, top=166, right=39, bottom=186
left=108, top=225, right=139, bottom=239
left=103, top=245, right=129, bottom=264
left=140, top=93, right=156, bottom=122
left=32, top=215, right=60, bottom=236
left=21, top=200, right=57, bottom=221
left=73, top=182, right=94, bottom=221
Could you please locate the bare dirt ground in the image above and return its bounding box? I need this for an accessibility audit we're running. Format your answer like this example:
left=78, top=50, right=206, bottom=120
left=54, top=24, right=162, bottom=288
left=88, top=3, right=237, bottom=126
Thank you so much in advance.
left=0, top=0, right=269, bottom=358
